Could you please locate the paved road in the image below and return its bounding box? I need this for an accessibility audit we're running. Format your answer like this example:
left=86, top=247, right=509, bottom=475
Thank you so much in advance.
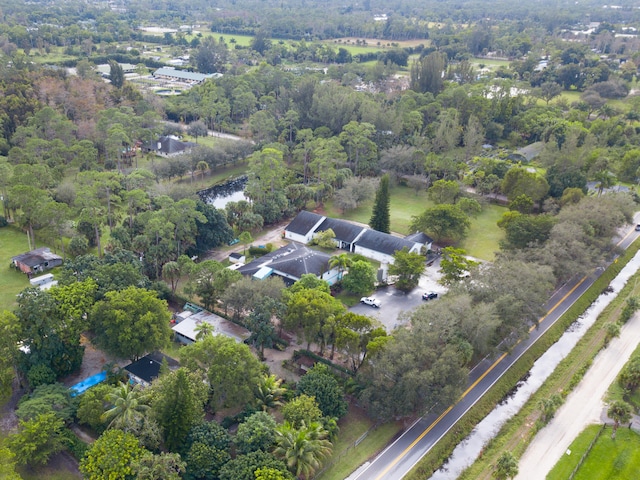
left=515, top=268, right=640, bottom=478
left=349, top=271, right=445, bottom=332
left=350, top=224, right=640, bottom=480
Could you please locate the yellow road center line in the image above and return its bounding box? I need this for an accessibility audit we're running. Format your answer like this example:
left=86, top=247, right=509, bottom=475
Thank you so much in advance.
left=373, top=267, right=598, bottom=479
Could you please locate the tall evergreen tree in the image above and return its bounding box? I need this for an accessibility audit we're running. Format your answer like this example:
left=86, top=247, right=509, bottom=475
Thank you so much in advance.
left=153, top=369, right=200, bottom=451
left=369, top=174, right=390, bottom=233
left=410, top=52, right=446, bottom=95
left=108, top=60, right=125, bottom=89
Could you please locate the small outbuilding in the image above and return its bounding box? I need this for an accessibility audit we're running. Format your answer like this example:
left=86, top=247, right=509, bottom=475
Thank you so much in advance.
left=124, top=352, right=179, bottom=387
left=11, top=247, right=63, bottom=275
left=228, top=252, right=246, bottom=264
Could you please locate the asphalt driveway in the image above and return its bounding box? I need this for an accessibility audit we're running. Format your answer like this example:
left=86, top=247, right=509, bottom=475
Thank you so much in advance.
left=349, top=260, right=446, bottom=332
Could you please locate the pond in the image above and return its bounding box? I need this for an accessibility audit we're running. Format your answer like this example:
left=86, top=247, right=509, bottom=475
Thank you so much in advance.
left=197, top=175, right=248, bottom=209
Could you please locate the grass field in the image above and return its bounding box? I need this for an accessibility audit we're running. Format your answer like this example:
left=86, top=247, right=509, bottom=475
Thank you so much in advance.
left=548, top=425, right=640, bottom=480
left=0, top=226, right=32, bottom=310
left=18, top=465, right=79, bottom=480
left=323, top=185, right=504, bottom=261
left=323, top=185, right=430, bottom=235
left=196, top=32, right=255, bottom=47
left=471, top=57, right=510, bottom=70
left=460, top=203, right=505, bottom=261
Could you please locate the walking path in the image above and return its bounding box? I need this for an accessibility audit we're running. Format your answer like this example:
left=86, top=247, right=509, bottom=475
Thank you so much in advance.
left=515, top=309, right=640, bottom=479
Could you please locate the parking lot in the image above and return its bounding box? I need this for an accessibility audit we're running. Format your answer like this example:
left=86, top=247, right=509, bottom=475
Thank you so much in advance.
left=349, top=260, right=446, bottom=332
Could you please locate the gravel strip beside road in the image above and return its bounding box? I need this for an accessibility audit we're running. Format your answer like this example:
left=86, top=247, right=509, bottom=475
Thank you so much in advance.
left=515, top=309, right=640, bottom=479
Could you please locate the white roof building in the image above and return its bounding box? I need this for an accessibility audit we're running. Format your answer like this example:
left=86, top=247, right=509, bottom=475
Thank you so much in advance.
left=172, top=310, right=250, bottom=345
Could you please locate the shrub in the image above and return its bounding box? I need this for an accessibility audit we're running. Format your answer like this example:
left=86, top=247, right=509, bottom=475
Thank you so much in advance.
left=68, top=236, right=89, bottom=257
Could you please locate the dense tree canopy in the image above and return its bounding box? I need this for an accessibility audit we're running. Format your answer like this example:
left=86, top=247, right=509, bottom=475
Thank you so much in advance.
left=180, top=335, right=264, bottom=410
left=90, top=286, right=172, bottom=361
left=80, top=429, right=146, bottom=480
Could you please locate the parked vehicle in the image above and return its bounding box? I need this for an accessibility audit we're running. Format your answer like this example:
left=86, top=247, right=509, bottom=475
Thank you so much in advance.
left=635, top=224, right=640, bottom=232
left=422, top=291, right=438, bottom=301
left=360, top=296, right=381, bottom=308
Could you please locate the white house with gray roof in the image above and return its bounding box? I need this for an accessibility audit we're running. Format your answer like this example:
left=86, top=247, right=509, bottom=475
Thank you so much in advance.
left=237, top=242, right=341, bottom=286
left=284, top=211, right=326, bottom=244
left=284, top=211, right=433, bottom=265
left=353, top=230, right=422, bottom=264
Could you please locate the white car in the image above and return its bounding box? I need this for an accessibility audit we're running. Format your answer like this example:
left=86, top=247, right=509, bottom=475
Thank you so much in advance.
left=360, top=296, right=381, bottom=308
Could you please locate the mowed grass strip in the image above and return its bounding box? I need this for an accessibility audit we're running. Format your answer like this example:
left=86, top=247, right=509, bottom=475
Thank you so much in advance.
left=0, top=225, right=32, bottom=310
left=548, top=425, right=640, bottom=480
left=317, top=406, right=403, bottom=480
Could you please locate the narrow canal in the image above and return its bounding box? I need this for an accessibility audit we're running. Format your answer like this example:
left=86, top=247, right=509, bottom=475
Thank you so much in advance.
left=429, top=252, right=640, bottom=479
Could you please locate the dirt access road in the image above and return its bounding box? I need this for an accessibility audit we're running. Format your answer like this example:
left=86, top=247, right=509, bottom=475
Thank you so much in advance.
left=206, top=220, right=289, bottom=262
left=515, top=309, right=640, bottom=479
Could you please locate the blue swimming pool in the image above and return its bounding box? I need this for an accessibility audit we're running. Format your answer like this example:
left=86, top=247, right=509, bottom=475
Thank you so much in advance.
left=69, top=371, right=107, bottom=397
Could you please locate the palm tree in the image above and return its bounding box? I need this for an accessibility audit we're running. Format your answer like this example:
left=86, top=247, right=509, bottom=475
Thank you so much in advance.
left=608, top=400, right=632, bottom=439
left=255, top=374, right=287, bottom=411
left=274, top=421, right=333, bottom=479
left=162, top=261, right=181, bottom=294
left=594, top=169, right=616, bottom=196
left=329, top=253, right=351, bottom=280
left=196, top=161, right=209, bottom=181
left=493, top=451, right=518, bottom=479
left=239, top=231, right=253, bottom=256
left=101, top=382, right=151, bottom=429
left=194, top=321, right=214, bottom=340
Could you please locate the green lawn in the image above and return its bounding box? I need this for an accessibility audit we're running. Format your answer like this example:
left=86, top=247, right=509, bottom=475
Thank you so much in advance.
left=548, top=425, right=640, bottom=480
left=324, top=185, right=504, bottom=262
left=190, top=32, right=256, bottom=47
left=18, top=466, right=79, bottom=480
left=558, top=90, right=582, bottom=104
left=472, top=58, right=510, bottom=69
left=321, top=42, right=387, bottom=55
left=317, top=406, right=402, bottom=480
left=459, top=203, right=506, bottom=261
left=0, top=226, right=32, bottom=310
left=323, top=185, right=430, bottom=235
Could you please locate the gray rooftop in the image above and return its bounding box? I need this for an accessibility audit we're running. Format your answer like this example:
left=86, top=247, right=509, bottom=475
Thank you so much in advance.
left=315, top=217, right=366, bottom=243
left=405, top=231, right=434, bottom=245
left=238, top=243, right=331, bottom=280
left=12, top=247, right=62, bottom=267
left=286, top=211, right=324, bottom=235
left=153, top=67, right=214, bottom=82
left=355, top=230, right=417, bottom=256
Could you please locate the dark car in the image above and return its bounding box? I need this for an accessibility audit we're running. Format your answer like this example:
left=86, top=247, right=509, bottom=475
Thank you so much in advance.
left=635, top=224, right=640, bottom=232
left=422, top=291, right=438, bottom=301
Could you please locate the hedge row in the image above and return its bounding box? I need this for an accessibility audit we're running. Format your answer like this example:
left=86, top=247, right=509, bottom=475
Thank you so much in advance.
left=405, top=240, right=640, bottom=479
left=294, top=349, right=355, bottom=377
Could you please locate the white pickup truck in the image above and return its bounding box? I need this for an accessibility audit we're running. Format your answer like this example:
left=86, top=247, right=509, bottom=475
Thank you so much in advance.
left=360, top=296, right=381, bottom=308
